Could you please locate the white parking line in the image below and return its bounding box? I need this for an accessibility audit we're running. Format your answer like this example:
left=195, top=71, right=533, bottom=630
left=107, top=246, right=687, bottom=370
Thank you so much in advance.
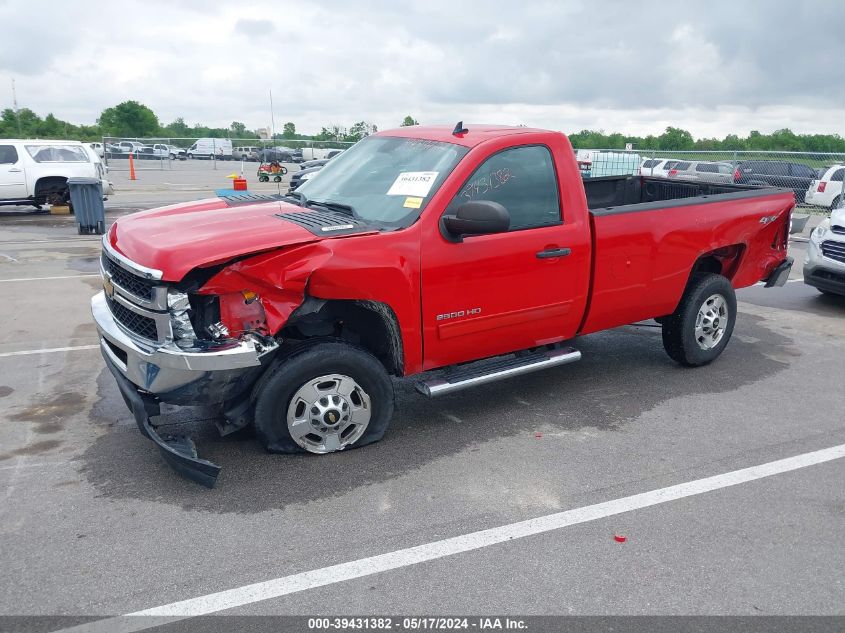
left=0, top=238, right=101, bottom=246
left=58, top=443, right=845, bottom=632
left=0, top=345, right=99, bottom=358
left=0, top=274, right=100, bottom=283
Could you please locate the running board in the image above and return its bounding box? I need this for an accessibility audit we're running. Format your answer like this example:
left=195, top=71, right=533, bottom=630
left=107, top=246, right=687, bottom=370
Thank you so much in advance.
left=416, top=347, right=581, bottom=398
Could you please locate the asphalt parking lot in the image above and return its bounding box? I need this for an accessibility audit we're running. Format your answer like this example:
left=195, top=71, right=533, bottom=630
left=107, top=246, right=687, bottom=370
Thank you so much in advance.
left=0, top=201, right=843, bottom=628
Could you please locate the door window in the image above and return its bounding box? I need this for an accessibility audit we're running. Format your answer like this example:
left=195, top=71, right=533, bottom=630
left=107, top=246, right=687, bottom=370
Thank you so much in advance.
left=25, top=144, right=88, bottom=162
left=695, top=163, right=718, bottom=173
left=447, top=145, right=561, bottom=230
left=0, top=145, right=19, bottom=164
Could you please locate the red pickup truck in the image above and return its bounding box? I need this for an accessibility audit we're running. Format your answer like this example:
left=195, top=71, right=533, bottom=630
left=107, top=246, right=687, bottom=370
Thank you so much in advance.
left=93, top=124, right=794, bottom=486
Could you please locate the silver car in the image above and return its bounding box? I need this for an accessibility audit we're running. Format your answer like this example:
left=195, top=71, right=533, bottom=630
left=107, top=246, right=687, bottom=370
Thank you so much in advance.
left=669, top=161, right=735, bottom=184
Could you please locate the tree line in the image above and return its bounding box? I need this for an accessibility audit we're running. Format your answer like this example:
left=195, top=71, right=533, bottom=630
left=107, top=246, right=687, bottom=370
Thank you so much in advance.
left=0, top=101, right=386, bottom=144
left=2, top=102, right=844, bottom=153
left=568, top=126, right=845, bottom=153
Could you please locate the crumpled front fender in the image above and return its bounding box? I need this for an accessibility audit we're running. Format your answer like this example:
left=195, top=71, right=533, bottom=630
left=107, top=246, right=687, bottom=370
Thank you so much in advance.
left=198, top=242, right=334, bottom=334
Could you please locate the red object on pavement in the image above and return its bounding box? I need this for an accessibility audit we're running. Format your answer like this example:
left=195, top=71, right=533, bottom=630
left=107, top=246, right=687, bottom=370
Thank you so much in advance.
left=233, top=178, right=247, bottom=191
left=613, top=534, right=627, bottom=543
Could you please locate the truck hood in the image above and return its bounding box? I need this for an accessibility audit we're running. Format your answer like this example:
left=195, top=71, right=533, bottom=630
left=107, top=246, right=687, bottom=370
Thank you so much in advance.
left=109, top=198, right=322, bottom=281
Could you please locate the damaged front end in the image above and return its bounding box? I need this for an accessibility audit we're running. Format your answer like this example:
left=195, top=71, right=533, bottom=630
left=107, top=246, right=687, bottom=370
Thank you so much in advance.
left=92, top=237, right=282, bottom=487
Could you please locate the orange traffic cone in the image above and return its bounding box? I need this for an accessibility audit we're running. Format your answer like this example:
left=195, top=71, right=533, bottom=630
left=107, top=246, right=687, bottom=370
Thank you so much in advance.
left=129, top=153, right=137, bottom=181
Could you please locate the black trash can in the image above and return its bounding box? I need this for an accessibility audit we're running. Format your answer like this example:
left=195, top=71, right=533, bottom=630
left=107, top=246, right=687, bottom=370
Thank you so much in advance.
left=67, top=177, right=106, bottom=235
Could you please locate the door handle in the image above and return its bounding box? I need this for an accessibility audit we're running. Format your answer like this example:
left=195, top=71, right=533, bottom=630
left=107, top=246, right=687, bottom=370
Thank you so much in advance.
left=8, top=167, right=22, bottom=172
left=536, top=247, right=571, bottom=259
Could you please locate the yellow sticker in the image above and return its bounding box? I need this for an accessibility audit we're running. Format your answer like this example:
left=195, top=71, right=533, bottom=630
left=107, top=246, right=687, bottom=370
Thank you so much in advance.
left=403, top=196, right=423, bottom=209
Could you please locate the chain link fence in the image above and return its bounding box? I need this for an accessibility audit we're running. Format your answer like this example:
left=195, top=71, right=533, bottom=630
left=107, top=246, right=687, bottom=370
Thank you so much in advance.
left=575, top=149, right=845, bottom=214
left=102, top=137, right=356, bottom=171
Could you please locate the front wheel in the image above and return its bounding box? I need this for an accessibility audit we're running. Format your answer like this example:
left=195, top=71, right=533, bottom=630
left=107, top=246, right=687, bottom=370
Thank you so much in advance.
left=254, top=341, right=394, bottom=454
left=661, top=274, right=737, bottom=366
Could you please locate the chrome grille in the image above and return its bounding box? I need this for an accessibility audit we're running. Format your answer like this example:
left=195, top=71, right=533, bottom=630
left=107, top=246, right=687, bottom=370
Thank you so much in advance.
left=821, top=240, right=845, bottom=264
left=106, top=295, right=159, bottom=341
left=101, top=252, right=156, bottom=301
left=832, top=225, right=845, bottom=235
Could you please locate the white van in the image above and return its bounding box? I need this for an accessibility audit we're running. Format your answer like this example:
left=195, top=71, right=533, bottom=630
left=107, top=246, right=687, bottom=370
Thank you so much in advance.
left=0, top=139, right=105, bottom=208
left=186, top=138, right=234, bottom=160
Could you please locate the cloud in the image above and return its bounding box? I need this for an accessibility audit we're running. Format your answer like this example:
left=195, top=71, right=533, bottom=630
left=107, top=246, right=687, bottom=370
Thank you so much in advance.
left=0, top=0, right=842, bottom=137
left=233, top=18, right=276, bottom=38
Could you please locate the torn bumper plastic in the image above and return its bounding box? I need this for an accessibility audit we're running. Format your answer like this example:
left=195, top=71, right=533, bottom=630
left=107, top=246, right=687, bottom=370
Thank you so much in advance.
left=103, top=351, right=221, bottom=488
left=764, top=256, right=794, bottom=288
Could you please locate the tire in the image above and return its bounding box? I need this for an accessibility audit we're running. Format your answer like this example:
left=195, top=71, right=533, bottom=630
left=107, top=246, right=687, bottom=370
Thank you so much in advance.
left=187, top=153, right=193, bottom=159
left=254, top=341, right=394, bottom=454
left=96, top=220, right=105, bottom=235
left=273, top=176, right=282, bottom=182
left=661, top=274, right=737, bottom=367
left=830, top=196, right=842, bottom=211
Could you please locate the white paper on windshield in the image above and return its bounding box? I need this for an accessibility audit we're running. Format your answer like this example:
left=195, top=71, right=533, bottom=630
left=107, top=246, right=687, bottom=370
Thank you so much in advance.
left=386, top=171, right=439, bottom=197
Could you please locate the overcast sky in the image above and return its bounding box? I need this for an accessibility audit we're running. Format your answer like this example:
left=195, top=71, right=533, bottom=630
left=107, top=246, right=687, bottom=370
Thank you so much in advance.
left=1, top=0, right=843, bottom=138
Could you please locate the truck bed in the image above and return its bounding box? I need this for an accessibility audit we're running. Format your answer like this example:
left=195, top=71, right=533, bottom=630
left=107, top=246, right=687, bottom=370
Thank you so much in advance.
left=583, top=175, right=772, bottom=211
left=578, top=177, right=794, bottom=335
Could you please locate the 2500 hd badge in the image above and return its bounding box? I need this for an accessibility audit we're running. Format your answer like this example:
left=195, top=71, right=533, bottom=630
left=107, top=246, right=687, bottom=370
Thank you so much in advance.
left=436, top=307, right=482, bottom=321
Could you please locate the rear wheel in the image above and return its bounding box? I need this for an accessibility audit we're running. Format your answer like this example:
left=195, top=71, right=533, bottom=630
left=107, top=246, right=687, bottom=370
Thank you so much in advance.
left=254, top=341, right=394, bottom=454
left=662, top=274, right=737, bottom=366
left=830, top=196, right=842, bottom=211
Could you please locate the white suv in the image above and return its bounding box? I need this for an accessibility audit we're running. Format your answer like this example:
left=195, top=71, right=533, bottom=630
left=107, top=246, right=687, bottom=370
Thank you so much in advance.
left=0, top=140, right=106, bottom=209
left=804, top=165, right=844, bottom=210
left=804, top=207, right=845, bottom=296
left=639, top=158, right=681, bottom=178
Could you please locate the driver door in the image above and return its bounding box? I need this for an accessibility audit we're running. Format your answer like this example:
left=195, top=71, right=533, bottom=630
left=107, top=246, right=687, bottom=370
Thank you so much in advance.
left=0, top=145, right=27, bottom=200
left=420, top=144, right=590, bottom=370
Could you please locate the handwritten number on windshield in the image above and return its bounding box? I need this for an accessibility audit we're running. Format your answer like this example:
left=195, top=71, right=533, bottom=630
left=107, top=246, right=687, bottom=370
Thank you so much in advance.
left=461, top=167, right=516, bottom=200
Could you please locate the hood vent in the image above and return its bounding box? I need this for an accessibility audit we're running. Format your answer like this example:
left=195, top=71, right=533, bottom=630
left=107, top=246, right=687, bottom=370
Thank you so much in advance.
left=276, top=210, right=373, bottom=236
left=221, top=193, right=285, bottom=206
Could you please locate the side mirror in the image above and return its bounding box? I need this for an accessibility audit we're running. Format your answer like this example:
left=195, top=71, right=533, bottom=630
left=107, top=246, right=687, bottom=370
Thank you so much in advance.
left=442, top=200, right=510, bottom=238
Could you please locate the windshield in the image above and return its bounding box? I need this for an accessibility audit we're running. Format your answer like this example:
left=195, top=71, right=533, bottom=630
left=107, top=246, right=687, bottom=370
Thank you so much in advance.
left=26, top=144, right=89, bottom=163
left=295, top=136, right=469, bottom=228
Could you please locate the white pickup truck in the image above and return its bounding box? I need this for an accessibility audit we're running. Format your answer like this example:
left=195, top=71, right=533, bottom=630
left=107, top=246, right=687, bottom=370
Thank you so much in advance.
left=0, top=139, right=111, bottom=209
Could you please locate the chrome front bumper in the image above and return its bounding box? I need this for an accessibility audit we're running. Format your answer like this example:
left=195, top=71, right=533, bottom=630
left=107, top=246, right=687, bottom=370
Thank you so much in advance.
left=92, top=291, right=272, bottom=403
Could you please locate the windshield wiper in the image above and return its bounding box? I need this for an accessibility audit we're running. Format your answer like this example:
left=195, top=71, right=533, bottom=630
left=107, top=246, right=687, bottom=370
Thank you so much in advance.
left=283, top=190, right=308, bottom=207
left=308, top=199, right=357, bottom=218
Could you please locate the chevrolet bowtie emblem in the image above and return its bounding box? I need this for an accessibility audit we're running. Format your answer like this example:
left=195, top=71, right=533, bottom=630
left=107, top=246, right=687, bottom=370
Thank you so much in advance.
left=103, top=275, right=115, bottom=299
